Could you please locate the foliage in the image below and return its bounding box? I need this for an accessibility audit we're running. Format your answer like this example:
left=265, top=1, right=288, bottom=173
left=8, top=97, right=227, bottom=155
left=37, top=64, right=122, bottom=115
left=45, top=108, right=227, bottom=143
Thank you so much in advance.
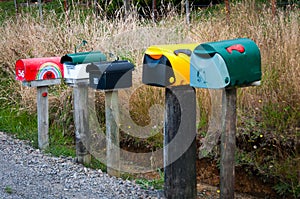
left=135, top=169, right=164, bottom=190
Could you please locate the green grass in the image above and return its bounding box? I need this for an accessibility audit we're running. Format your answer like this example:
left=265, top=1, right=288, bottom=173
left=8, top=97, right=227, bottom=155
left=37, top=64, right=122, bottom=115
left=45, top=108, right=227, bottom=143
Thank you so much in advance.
left=0, top=107, right=38, bottom=147
left=135, top=169, right=164, bottom=190
left=4, top=186, right=13, bottom=194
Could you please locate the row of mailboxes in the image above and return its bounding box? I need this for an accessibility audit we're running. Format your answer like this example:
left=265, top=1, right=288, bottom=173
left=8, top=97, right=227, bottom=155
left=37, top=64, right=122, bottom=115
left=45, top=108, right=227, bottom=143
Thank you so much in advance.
left=15, top=51, right=135, bottom=90
left=142, top=38, right=262, bottom=89
left=15, top=38, right=261, bottom=90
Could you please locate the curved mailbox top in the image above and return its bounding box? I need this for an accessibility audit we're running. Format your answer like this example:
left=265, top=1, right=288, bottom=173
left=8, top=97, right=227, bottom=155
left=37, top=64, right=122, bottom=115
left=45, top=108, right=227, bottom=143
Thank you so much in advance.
left=60, top=51, right=107, bottom=64
left=190, top=38, right=261, bottom=89
left=86, top=60, right=134, bottom=74
left=15, top=57, right=63, bottom=82
left=142, top=43, right=198, bottom=87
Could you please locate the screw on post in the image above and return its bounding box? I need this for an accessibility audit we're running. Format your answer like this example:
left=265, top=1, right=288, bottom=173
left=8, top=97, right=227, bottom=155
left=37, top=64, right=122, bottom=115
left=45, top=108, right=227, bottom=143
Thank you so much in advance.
left=75, top=40, right=88, bottom=53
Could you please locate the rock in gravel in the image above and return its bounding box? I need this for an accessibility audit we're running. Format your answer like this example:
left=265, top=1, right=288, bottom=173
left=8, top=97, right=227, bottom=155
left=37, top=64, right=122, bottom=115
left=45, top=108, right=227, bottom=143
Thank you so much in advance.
left=0, top=132, right=164, bottom=199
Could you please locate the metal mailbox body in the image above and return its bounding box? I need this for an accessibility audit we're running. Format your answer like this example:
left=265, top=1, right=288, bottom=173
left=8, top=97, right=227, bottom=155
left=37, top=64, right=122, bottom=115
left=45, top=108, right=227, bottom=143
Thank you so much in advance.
left=60, top=51, right=107, bottom=83
left=190, top=38, right=261, bottom=89
left=142, top=43, right=198, bottom=87
left=15, top=57, right=63, bottom=82
left=86, top=60, right=134, bottom=90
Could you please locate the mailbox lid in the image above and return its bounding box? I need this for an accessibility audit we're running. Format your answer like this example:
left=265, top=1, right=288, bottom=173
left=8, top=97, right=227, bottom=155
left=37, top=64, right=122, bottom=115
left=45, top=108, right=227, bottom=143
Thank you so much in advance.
left=60, top=51, right=106, bottom=64
left=86, top=60, right=134, bottom=74
left=15, top=57, right=63, bottom=82
left=86, top=60, right=135, bottom=90
left=193, top=38, right=261, bottom=87
left=190, top=53, right=230, bottom=89
left=142, top=43, right=198, bottom=87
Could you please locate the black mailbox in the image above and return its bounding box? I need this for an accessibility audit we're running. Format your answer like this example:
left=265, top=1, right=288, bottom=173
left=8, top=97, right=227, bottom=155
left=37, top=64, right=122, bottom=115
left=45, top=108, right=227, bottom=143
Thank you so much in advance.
left=86, top=60, right=134, bottom=90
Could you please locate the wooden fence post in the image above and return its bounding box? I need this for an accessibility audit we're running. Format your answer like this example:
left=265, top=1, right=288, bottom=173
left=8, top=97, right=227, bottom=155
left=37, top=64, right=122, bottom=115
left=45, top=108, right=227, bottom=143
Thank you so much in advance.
left=220, top=87, right=237, bottom=199
left=73, top=81, right=91, bottom=164
left=37, top=86, right=49, bottom=150
left=164, top=86, right=197, bottom=199
left=105, top=90, right=120, bottom=177
left=37, top=0, right=43, bottom=22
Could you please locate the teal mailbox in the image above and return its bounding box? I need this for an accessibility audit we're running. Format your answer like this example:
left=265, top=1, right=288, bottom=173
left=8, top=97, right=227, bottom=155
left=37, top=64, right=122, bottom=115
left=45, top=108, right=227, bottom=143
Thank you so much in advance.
left=190, top=38, right=261, bottom=89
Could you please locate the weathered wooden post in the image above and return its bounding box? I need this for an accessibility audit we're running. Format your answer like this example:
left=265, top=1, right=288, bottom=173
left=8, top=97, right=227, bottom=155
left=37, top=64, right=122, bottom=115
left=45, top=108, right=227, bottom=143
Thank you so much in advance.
left=38, top=0, right=43, bottom=22
left=220, top=88, right=236, bottom=199
left=14, top=0, right=18, bottom=15
left=37, top=85, right=49, bottom=149
left=190, top=38, right=262, bottom=199
left=185, top=0, right=190, bottom=25
left=15, top=57, right=64, bottom=150
left=61, top=51, right=107, bottom=164
left=105, top=90, right=120, bottom=177
left=164, top=86, right=197, bottom=199
left=72, top=80, right=91, bottom=164
left=225, top=0, right=230, bottom=24
left=142, top=44, right=198, bottom=198
left=86, top=60, right=134, bottom=177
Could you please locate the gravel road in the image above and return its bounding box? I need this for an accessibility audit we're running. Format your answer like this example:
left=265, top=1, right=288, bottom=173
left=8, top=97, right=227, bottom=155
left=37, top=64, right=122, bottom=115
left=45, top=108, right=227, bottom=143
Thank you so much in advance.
left=0, top=132, right=163, bottom=199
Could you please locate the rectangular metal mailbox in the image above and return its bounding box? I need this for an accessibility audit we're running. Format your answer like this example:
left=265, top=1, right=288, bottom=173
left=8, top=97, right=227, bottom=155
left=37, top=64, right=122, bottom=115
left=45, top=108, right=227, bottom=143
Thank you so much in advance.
left=86, top=60, right=134, bottom=90
left=15, top=57, right=64, bottom=86
left=60, top=51, right=107, bottom=83
left=142, top=43, right=198, bottom=87
left=190, top=38, right=261, bottom=89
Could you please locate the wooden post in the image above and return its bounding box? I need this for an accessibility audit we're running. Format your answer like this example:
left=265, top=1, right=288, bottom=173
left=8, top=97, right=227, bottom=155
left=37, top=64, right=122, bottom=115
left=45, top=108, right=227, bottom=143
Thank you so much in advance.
left=220, top=88, right=237, bottom=199
left=73, top=81, right=91, bottom=164
left=123, top=0, right=130, bottom=16
left=105, top=90, right=120, bottom=177
left=37, top=0, right=43, bottom=22
left=271, top=0, right=276, bottom=18
left=164, top=86, right=197, bottom=199
left=152, top=0, right=157, bottom=21
left=37, top=86, right=49, bottom=150
left=185, top=0, right=190, bottom=25
left=225, top=0, right=230, bottom=24
left=14, top=0, right=18, bottom=15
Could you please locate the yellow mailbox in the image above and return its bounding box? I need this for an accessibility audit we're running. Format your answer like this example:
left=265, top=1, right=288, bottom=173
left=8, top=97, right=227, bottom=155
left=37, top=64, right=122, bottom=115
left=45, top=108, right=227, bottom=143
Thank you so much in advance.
left=142, top=43, right=198, bottom=87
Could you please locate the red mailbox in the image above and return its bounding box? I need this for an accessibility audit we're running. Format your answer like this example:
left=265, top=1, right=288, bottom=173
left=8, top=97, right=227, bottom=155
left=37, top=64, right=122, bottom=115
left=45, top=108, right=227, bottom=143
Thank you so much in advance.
left=15, top=57, right=64, bottom=82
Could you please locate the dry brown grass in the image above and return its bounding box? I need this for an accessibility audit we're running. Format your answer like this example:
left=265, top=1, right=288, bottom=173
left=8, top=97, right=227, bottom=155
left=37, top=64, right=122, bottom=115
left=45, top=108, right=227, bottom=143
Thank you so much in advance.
left=0, top=1, right=299, bottom=130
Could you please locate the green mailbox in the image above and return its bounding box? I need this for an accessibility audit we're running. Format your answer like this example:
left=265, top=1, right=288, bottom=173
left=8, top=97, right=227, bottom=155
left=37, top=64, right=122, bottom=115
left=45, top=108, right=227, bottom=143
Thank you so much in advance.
left=61, top=51, right=106, bottom=64
left=60, top=51, right=106, bottom=84
left=190, top=38, right=261, bottom=89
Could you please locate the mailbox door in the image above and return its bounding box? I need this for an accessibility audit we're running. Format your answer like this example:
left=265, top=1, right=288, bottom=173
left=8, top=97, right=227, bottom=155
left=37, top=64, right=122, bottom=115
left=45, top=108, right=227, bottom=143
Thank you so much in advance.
left=86, top=61, right=134, bottom=90
left=63, top=63, right=89, bottom=80
left=142, top=44, right=198, bottom=87
left=142, top=55, right=175, bottom=87
left=190, top=53, right=230, bottom=89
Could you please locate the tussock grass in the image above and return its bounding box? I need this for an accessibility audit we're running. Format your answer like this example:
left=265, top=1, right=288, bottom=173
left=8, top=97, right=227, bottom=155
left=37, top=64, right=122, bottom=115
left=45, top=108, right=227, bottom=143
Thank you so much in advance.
left=2, top=1, right=298, bottom=130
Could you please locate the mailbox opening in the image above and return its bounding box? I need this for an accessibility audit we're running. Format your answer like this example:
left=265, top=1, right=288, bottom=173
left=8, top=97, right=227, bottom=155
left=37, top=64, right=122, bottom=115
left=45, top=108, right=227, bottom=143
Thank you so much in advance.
left=86, top=60, right=134, bottom=90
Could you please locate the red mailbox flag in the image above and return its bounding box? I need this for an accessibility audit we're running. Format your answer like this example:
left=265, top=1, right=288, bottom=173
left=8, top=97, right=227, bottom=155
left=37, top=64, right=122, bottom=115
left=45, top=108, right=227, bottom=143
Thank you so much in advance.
left=15, top=57, right=64, bottom=82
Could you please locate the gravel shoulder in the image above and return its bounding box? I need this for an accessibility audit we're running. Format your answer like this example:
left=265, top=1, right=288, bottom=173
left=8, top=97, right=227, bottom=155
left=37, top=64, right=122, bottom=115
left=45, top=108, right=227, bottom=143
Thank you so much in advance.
left=0, top=132, right=161, bottom=199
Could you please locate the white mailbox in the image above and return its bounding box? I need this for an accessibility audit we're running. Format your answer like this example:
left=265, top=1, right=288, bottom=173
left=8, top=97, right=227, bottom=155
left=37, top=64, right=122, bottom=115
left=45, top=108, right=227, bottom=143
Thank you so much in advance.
left=63, top=63, right=90, bottom=84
